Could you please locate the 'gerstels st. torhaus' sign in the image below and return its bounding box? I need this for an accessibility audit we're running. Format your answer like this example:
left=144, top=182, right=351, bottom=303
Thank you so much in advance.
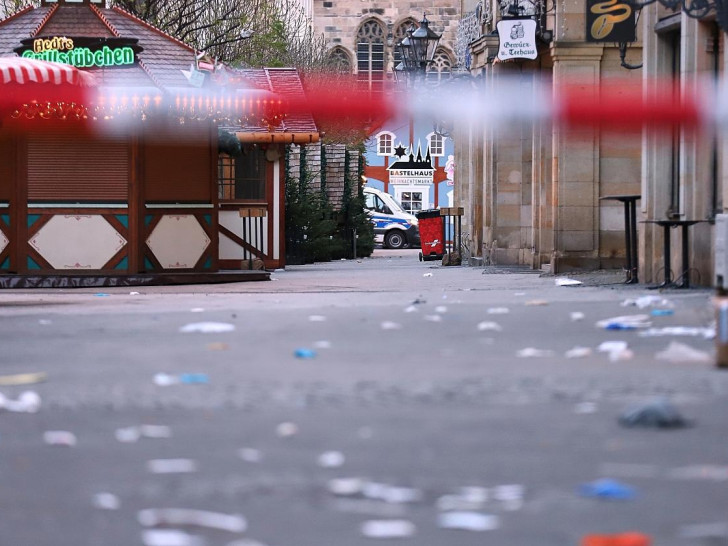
left=586, top=0, right=635, bottom=42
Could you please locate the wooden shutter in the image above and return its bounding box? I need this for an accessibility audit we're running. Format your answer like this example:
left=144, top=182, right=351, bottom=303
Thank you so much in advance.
left=27, top=133, right=128, bottom=201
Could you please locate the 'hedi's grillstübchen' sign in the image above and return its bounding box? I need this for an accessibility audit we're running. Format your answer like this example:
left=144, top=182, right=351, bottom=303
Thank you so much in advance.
left=496, top=19, right=538, bottom=61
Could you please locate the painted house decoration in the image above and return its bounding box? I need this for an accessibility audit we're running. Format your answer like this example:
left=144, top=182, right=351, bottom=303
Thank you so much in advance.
left=364, top=118, right=454, bottom=213
left=0, top=0, right=319, bottom=286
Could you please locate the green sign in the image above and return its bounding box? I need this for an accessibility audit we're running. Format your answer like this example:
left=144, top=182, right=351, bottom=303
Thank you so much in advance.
left=15, top=36, right=142, bottom=68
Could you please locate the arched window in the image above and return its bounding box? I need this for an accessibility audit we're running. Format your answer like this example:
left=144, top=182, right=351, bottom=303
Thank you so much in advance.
left=427, top=132, right=445, bottom=157
left=356, top=19, right=385, bottom=93
left=427, top=48, right=454, bottom=84
left=376, top=132, right=395, bottom=156
left=393, top=18, right=417, bottom=73
left=326, top=46, right=352, bottom=73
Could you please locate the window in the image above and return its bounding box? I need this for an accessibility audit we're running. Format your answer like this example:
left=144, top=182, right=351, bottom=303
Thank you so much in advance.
left=326, top=46, right=352, bottom=73
left=428, top=132, right=445, bottom=157
left=427, top=48, right=454, bottom=85
left=400, top=191, right=423, bottom=212
left=218, top=146, right=266, bottom=201
left=365, top=192, right=390, bottom=214
left=357, top=19, right=386, bottom=93
left=377, top=133, right=394, bottom=156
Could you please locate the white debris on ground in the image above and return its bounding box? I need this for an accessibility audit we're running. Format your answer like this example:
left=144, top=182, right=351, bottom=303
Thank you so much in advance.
left=317, top=450, right=346, bottom=468
left=0, top=390, right=41, bottom=413
left=437, top=511, right=500, bottom=531
left=146, top=459, right=198, bottom=474
left=516, top=348, right=555, bottom=358
left=655, top=341, right=712, bottom=363
left=477, top=321, right=502, bottom=332
left=360, top=519, right=416, bottom=538
left=178, top=322, right=235, bottom=333
left=138, top=508, right=247, bottom=533
left=43, top=430, right=77, bottom=446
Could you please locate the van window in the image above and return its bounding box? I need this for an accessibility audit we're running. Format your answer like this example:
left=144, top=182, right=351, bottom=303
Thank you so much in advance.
left=365, top=192, right=390, bottom=214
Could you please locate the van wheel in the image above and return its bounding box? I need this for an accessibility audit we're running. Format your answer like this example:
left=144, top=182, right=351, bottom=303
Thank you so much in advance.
left=385, top=231, right=406, bottom=249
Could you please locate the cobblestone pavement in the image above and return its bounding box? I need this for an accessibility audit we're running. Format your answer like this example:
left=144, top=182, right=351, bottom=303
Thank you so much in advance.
left=1, top=252, right=727, bottom=546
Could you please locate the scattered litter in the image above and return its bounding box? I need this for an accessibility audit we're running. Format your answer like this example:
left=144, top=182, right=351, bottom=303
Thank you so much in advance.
left=138, top=508, right=247, bottom=533
left=679, top=522, right=728, bottom=538
left=146, top=459, right=198, bottom=474
left=423, top=273, right=433, bottom=277
left=179, top=322, right=235, bottom=334
left=565, top=347, right=592, bottom=359
left=579, top=478, right=636, bottom=500
left=574, top=402, right=598, bottom=414
left=424, top=315, right=443, bottom=322
left=655, top=341, right=711, bottom=363
left=190, top=308, right=205, bottom=313
left=525, top=300, right=549, bottom=306
left=294, top=348, right=317, bottom=359
left=380, top=321, right=403, bottom=330
left=313, top=340, right=332, bottom=349
left=238, top=448, right=263, bottom=463
left=622, top=295, right=671, bottom=309
left=0, top=390, right=41, bottom=413
left=404, top=305, right=418, bottom=313
left=129, top=291, right=141, bottom=296
left=0, top=372, right=46, bottom=386
left=116, top=427, right=141, bottom=443
left=276, top=422, right=298, bottom=438
left=650, top=309, right=674, bottom=317
left=153, top=373, right=209, bottom=386
left=94, top=293, right=110, bottom=297
left=43, top=430, right=77, bottom=446
left=435, top=306, right=448, bottom=313
left=493, top=484, right=524, bottom=501
left=328, top=477, right=366, bottom=496
left=619, top=397, right=689, bottom=429
left=597, top=314, right=652, bottom=330
left=93, top=492, right=121, bottom=510
left=140, top=425, right=172, bottom=438
left=581, top=532, right=652, bottom=546
left=360, top=519, right=416, bottom=538
left=142, top=529, right=205, bottom=546
left=317, top=451, right=345, bottom=468
left=598, top=463, right=659, bottom=479
left=668, top=465, right=728, bottom=481
left=556, top=278, right=582, bottom=286
left=516, top=348, right=554, bottom=358
left=412, top=297, right=427, bottom=305
left=308, top=315, right=327, bottom=322
left=477, top=321, right=502, bottom=332
left=362, top=483, right=423, bottom=504
left=570, top=312, right=585, bottom=321
left=639, top=326, right=715, bottom=339
left=206, top=343, right=229, bottom=351
left=597, top=341, right=633, bottom=362
left=487, top=307, right=509, bottom=314
left=437, top=512, right=500, bottom=532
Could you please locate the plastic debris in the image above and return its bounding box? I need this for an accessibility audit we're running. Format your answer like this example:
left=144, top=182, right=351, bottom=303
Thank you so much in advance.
left=129, top=291, right=141, bottom=296
left=525, top=300, right=549, bottom=306
left=556, top=278, right=582, bottom=286
left=0, top=372, right=46, bottom=386
left=424, top=315, right=443, bottom=322
left=574, top=402, right=598, bottom=414
left=655, top=341, right=711, bottom=363
left=360, top=520, right=416, bottom=538
left=94, top=293, right=110, bottom=297
left=668, top=465, right=728, bottom=481
left=619, top=397, right=689, bottom=428
left=308, top=315, right=327, bottom=322
left=154, top=373, right=209, bottom=386
left=435, top=306, right=448, bottom=313
left=649, top=309, right=674, bottom=317
left=0, top=390, right=41, bottom=413
left=581, top=532, right=652, bottom=546
left=565, top=347, right=592, bottom=359
left=423, top=273, right=433, bottom=277
left=596, top=315, right=651, bottom=330
left=146, top=459, right=198, bottom=474
left=477, top=321, right=502, bottom=332
left=276, top=422, right=298, bottom=438
left=487, top=307, right=509, bottom=314
left=362, top=483, right=423, bottom=504
left=313, top=340, right=332, bottom=349
left=142, top=529, right=205, bottom=546
left=190, top=308, right=205, bottom=313
left=294, top=348, right=317, bottom=359
left=179, top=322, right=235, bottom=333
left=328, top=477, right=366, bottom=496
left=317, top=451, right=346, bottom=468
left=639, top=326, right=715, bottom=339
left=404, top=305, right=418, bottom=313
left=516, top=348, right=554, bottom=358
left=43, top=430, right=77, bottom=446
left=238, top=448, right=263, bottom=463
left=597, top=341, right=633, bottom=362
left=437, top=512, right=500, bottom=532
left=570, top=312, right=585, bottom=321
left=116, top=427, right=141, bottom=443
left=679, top=522, right=728, bottom=538
left=93, top=492, right=121, bottom=510
left=138, top=508, right=247, bottom=533
left=380, top=321, right=403, bottom=330
left=622, top=295, right=670, bottom=309
left=580, top=478, right=636, bottom=500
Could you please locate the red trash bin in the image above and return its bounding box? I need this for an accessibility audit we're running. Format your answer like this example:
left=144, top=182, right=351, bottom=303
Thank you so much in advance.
left=416, top=209, right=444, bottom=261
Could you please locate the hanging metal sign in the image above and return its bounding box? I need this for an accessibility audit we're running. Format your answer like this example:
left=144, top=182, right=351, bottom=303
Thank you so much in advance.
left=496, top=19, right=538, bottom=61
left=586, top=0, right=635, bottom=42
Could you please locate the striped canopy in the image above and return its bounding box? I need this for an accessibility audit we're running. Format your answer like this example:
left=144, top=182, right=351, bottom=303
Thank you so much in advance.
left=0, top=57, right=95, bottom=86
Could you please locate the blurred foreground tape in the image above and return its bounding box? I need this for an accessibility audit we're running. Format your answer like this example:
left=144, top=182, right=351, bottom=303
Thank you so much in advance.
left=0, top=372, right=47, bottom=386
left=581, top=532, right=652, bottom=546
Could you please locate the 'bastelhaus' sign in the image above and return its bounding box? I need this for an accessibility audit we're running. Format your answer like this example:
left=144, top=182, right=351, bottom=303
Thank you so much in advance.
left=496, top=19, right=537, bottom=61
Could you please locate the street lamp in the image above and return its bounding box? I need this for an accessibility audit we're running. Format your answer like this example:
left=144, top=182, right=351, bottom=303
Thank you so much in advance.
left=395, top=14, right=441, bottom=85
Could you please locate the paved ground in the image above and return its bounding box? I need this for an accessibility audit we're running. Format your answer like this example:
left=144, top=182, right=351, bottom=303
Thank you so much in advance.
left=1, top=250, right=727, bottom=546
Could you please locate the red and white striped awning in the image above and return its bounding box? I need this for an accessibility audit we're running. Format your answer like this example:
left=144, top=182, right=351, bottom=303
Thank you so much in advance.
left=0, top=57, right=95, bottom=86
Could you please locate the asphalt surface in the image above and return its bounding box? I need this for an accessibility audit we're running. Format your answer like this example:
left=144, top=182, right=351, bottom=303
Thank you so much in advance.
left=1, top=249, right=727, bottom=546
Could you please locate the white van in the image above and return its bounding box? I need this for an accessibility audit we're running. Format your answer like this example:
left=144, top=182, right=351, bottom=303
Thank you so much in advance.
left=363, top=186, right=420, bottom=249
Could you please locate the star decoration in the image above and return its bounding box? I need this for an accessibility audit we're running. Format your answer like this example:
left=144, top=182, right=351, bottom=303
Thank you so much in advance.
left=394, top=144, right=407, bottom=158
